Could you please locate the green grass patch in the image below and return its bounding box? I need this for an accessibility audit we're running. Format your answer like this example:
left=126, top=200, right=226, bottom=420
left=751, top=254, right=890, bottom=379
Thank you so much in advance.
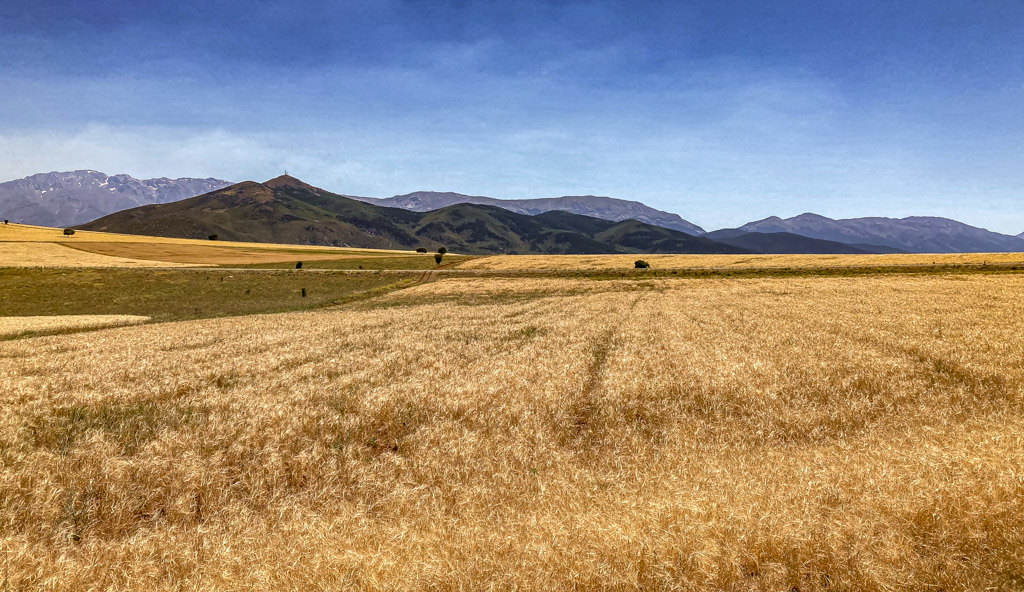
left=0, top=268, right=417, bottom=323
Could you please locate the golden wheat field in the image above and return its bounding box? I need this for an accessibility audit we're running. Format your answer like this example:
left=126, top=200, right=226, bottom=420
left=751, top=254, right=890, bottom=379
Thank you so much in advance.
left=0, top=315, right=150, bottom=339
left=457, top=252, right=1024, bottom=270
left=2, top=272, right=1023, bottom=591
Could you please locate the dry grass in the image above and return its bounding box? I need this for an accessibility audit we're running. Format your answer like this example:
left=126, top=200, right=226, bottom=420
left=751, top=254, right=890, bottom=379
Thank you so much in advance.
left=1, top=274, right=1023, bottom=590
left=0, top=242, right=199, bottom=268
left=457, top=252, right=1024, bottom=271
left=0, top=315, right=150, bottom=338
left=0, top=223, right=422, bottom=267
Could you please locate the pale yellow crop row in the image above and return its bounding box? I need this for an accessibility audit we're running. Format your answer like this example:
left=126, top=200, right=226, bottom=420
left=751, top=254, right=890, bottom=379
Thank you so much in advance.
left=0, top=242, right=200, bottom=268
left=0, top=315, right=150, bottom=338
left=1, top=274, right=1022, bottom=590
left=0, top=223, right=415, bottom=254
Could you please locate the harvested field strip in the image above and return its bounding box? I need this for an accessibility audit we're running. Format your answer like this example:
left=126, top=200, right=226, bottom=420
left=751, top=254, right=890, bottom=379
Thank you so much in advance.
left=1, top=274, right=1022, bottom=590
left=441, top=263, right=1024, bottom=281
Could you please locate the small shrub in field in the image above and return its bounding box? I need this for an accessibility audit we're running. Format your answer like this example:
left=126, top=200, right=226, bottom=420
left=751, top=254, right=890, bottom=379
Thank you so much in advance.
left=437, top=247, right=447, bottom=255
left=208, top=234, right=218, bottom=241
left=301, top=288, right=307, bottom=298
left=295, top=261, right=303, bottom=269
left=416, top=247, right=427, bottom=253
left=634, top=260, right=650, bottom=269
left=3, top=219, right=8, bottom=224
left=63, top=228, right=75, bottom=237
left=435, top=253, right=443, bottom=265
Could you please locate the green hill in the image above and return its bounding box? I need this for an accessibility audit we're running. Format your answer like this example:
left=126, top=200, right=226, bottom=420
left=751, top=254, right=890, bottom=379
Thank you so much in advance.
left=81, top=175, right=750, bottom=255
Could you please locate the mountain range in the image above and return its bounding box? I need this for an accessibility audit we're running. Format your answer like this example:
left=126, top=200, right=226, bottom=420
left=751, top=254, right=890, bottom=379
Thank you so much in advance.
left=3, top=170, right=1022, bottom=254
left=348, top=191, right=705, bottom=234
left=342, top=189, right=1024, bottom=254
left=705, top=229, right=903, bottom=254
left=81, top=175, right=748, bottom=255
left=0, top=170, right=231, bottom=227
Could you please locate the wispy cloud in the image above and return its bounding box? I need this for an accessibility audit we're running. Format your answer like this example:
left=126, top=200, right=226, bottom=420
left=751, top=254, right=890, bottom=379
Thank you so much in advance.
left=1, top=1, right=1022, bottom=233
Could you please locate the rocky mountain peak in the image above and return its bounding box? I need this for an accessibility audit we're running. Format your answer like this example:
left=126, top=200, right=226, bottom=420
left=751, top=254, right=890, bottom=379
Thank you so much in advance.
left=0, top=171, right=231, bottom=227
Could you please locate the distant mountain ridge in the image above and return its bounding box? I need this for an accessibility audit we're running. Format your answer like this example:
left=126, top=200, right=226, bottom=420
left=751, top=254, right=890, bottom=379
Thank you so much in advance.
left=739, top=213, right=1024, bottom=253
left=0, top=170, right=231, bottom=227
left=704, top=229, right=902, bottom=254
left=349, top=191, right=705, bottom=235
left=80, top=175, right=748, bottom=255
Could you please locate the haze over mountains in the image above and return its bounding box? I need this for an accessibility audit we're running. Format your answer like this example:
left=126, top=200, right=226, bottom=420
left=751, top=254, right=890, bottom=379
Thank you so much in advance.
left=3, top=170, right=1022, bottom=254
left=738, top=213, right=1024, bottom=254
left=0, top=170, right=231, bottom=227
left=349, top=191, right=705, bottom=235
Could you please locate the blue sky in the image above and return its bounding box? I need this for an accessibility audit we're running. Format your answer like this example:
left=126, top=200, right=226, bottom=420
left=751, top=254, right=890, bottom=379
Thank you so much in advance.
left=1, top=0, right=1022, bottom=232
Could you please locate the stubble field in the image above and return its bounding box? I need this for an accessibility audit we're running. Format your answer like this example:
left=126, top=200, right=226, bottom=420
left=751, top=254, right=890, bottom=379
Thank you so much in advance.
left=458, top=251, right=1024, bottom=271
left=2, top=272, right=1023, bottom=590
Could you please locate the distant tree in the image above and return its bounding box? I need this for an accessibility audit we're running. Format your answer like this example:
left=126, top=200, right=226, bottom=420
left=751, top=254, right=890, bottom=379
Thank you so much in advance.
left=3, top=219, right=8, bottom=225
left=63, top=228, right=75, bottom=237
left=295, top=261, right=303, bottom=269
left=208, top=234, right=218, bottom=241
left=416, top=247, right=428, bottom=253
left=634, top=260, right=650, bottom=269
left=434, top=253, right=444, bottom=265
left=301, top=288, right=307, bottom=298
left=437, top=247, right=447, bottom=255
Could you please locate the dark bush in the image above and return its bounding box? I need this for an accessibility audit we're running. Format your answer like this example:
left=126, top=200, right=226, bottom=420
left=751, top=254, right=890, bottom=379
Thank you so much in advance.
left=295, top=261, right=303, bottom=269
left=437, top=247, right=447, bottom=255
left=301, top=288, right=307, bottom=298
left=63, top=228, right=75, bottom=237
left=434, top=253, right=443, bottom=265
left=634, top=260, right=650, bottom=269
left=3, top=219, right=8, bottom=224
left=208, top=234, right=218, bottom=241
left=416, top=247, right=427, bottom=253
